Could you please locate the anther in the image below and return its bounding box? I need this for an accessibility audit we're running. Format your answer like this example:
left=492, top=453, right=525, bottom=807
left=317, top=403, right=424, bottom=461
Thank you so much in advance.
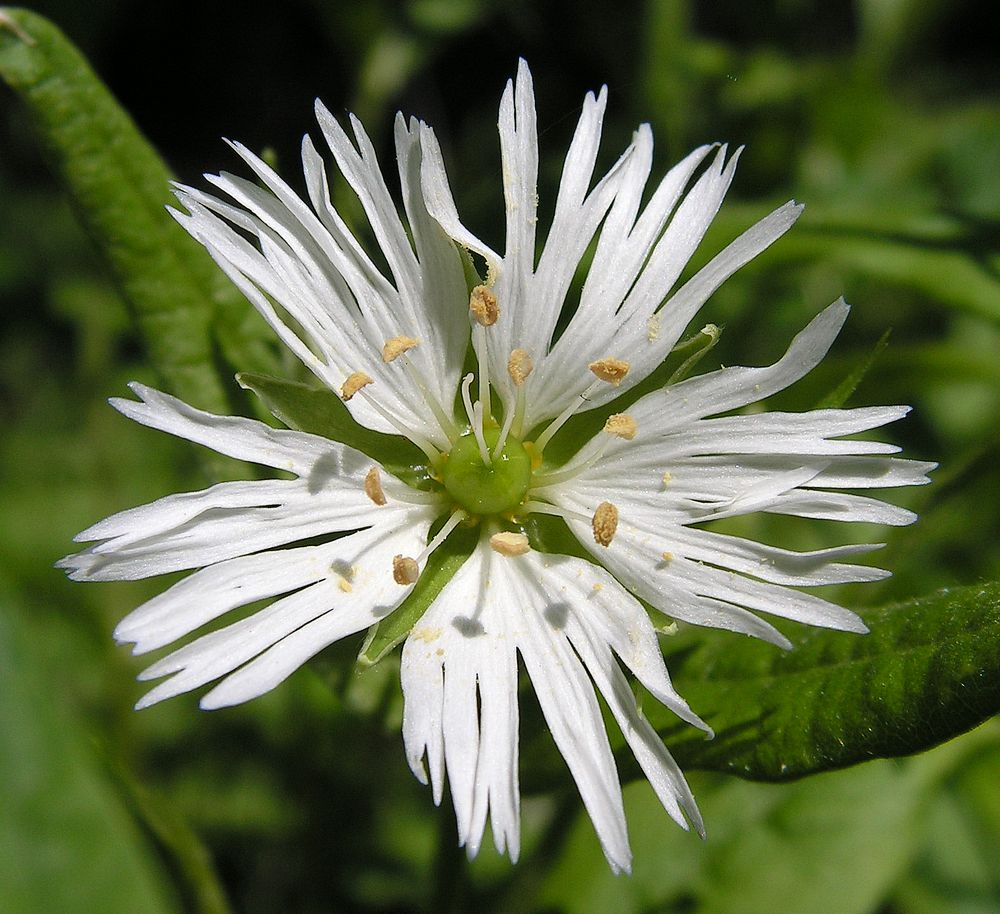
left=489, top=531, right=531, bottom=556
left=661, top=471, right=673, bottom=487
left=382, top=336, right=419, bottom=363
left=364, top=467, right=387, bottom=506
left=603, top=413, right=637, bottom=440
left=507, top=349, right=533, bottom=386
left=589, top=357, right=630, bottom=386
left=470, top=285, right=499, bottom=327
left=661, top=551, right=674, bottom=562
left=341, top=371, right=374, bottom=401
left=592, top=501, right=619, bottom=547
left=393, top=555, right=419, bottom=585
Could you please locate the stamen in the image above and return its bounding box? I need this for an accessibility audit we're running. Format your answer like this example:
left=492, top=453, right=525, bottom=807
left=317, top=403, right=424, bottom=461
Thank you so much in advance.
left=520, top=500, right=593, bottom=525
left=530, top=419, right=628, bottom=489
left=469, top=285, right=499, bottom=326
left=604, top=413, right=637, bottom=440
left=341, top=371, right=373, bottom=401
left=356, top=387, right=442, bottom=466
left=492, top=349, right=533, bottom=458
left=460, top=374, right=492, bottom=466
left=592, top=501, right=619, bottom=547
left=417, top=509, right=468, bottom=563
left=489, top=531, right=531, bottom=556
left=589, top=357, right=630, bottom=386
left=662, top=471, right=673, bottom=488
left=364, top=467, right=387, bottom=506
left=532, top=380, right=601, bottom=454
left=472, top=401, right=491, bottom=465
left=507, top=349, right=533, bottom=385
left=476, top=325, right=491, bottom=426
left=392, top=555, right=419, bottom=585
left=382, top=335, right=420, bottom=363
left=400, top=354, right=459, bottom=441
left=660, top=551, right=674, bottom=562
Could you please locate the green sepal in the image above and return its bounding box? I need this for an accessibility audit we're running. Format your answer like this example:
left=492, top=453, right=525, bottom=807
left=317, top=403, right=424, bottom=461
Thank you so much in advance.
left=520, top=581, right=1000, bottom=789
left=237, top=372, right=431, bottom=488
left=538, top=323, right=722, bottom=466
left=358, top=521, right=479, bottom=666
left=0, top=9, right=279, bottom=435
left=815, top=328, right=892, bottom=408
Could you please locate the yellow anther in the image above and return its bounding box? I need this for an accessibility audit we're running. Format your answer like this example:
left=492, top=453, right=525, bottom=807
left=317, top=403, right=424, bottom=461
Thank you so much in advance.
left=647, top=315, right=660, bottom=342
left=592, top=501, right=619, bottom=547
left=603, top=413, right=637, bottom=440
left=470, top=285, right=499, bottom=326
left=338, top=577, right=353, bottom=593
left=589, top=357, right=630, bottom=386
left=661, top=551, right=674, bottom=562
left=382, top=336, right=419, bottom=363
left=392, top=555, right=419, bottom=585
left=508, top=348, right=534, bottom=386
left=341, top=371, right=374, bottom=401
left=364, top=467, right=387, bottom=506
left=489, top=531, right=531, bottom=556
left=661, top=471, right=673, bottom=487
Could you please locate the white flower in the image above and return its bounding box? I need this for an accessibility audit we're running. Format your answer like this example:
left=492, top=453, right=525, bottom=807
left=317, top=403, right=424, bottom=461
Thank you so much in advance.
left=61, top=60, right=933, bottom=873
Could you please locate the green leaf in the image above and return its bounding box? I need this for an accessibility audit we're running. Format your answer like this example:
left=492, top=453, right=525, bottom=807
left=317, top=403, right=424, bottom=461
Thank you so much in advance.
left=238, top=372, right=430, bottom=487
left=658, top=581, right=1000, bottom=780
left=521, top=581, right=1000, bottom=790
left=816, top=328, right=891, bottom=408
left=0, top=589, right=180, bottom=914
left=0, top=9, right=277, bottom=424
left=358, top=521, right=478, bottom=665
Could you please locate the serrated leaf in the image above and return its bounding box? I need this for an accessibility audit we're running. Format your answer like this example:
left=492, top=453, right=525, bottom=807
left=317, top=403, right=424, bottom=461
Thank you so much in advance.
left=522, top=582, right=1000, bottom=789
left=238, top=372, right=430, bottom=487
left=659, top=581, right=1000, bottom=780
left=359, top=521, right=478, bottom=665
left=0, top=9, right=277, bottom=427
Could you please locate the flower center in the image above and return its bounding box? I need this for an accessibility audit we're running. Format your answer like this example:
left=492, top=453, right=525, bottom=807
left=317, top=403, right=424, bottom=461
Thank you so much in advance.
left=442, top=427, right=531, bottom=515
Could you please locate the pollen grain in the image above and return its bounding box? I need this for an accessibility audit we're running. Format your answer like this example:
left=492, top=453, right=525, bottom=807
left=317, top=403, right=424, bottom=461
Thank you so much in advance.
left=470, top=285, right=499, bottom=326
left=392, top=555, right=420, bottom=585
left=589, top=357, right=630, bottom=386
left=382, top=336, right=419, bottom=363
left=341, top=371, right=374, bottom=401
left=604, top=413, right=637, bottom=440
left=489, top=531, right=531, bottom=556
left=592, top=501, right=619, bottom=547
left=364, top=467, right=387, bottom=506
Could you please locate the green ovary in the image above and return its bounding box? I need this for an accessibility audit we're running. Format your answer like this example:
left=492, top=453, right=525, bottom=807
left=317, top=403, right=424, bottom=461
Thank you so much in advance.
left=442, top=428, right=532, bottom=515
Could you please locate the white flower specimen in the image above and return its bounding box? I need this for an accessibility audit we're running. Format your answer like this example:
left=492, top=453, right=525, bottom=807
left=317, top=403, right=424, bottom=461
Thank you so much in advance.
left=61, top=60, right=933, bottom=873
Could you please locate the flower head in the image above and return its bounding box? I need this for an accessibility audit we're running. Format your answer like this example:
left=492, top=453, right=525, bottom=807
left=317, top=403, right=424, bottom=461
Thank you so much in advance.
left=61, top=60, right=933, bottom=872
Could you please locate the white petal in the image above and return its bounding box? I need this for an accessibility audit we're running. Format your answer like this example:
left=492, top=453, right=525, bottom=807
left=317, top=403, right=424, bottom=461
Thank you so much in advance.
left=198, top=515, right=432, bottom=709
left=401, top=549, right=520, bottom=858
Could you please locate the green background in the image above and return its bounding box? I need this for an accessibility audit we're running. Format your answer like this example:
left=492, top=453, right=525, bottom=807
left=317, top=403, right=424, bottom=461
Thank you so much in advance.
left=2, top=1, right=998, bottom=911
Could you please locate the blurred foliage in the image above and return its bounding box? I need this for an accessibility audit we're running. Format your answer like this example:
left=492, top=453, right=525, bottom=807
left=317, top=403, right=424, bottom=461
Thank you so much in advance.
left=1, top=0, right=998, bottom=912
